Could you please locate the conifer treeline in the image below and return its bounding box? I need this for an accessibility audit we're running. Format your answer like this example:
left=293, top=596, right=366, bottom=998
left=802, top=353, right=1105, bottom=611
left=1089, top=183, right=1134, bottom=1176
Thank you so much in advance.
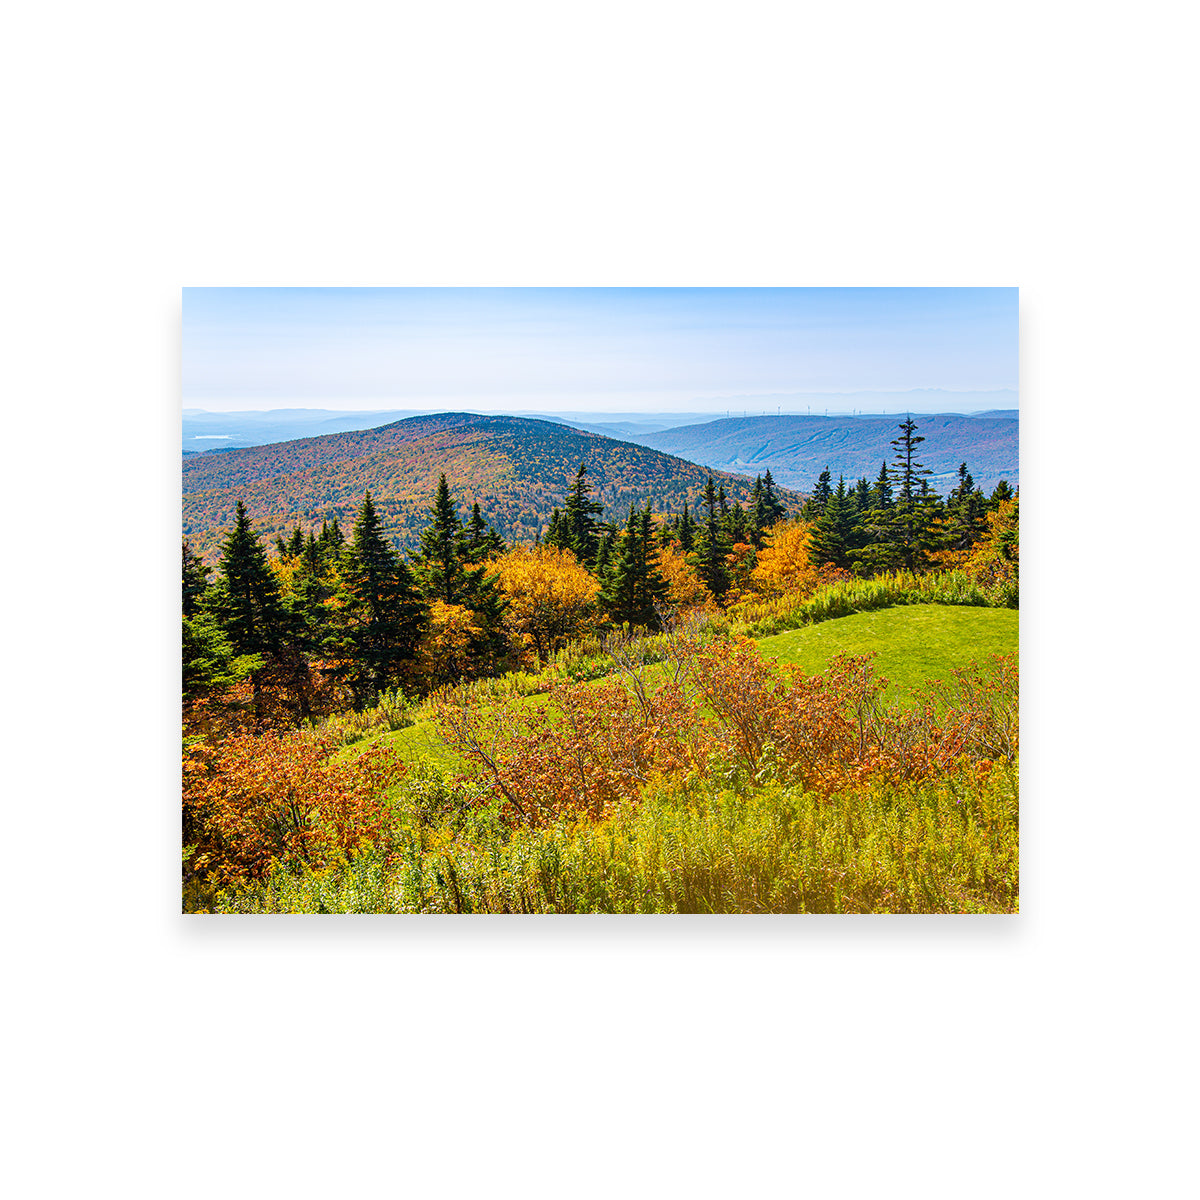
left=183, top=464, right=789, bottom=719
left=800, top=417, right=1015, bottom=574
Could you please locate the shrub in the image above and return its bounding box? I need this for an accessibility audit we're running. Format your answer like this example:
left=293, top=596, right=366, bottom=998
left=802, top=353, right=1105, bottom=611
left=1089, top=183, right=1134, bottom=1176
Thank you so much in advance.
left=183, top=728, right=404, bottom=893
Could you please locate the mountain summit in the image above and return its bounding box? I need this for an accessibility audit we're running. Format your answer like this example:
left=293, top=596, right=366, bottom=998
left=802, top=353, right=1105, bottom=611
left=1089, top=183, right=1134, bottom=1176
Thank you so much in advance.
left=182, top=412, right=795, bottom=561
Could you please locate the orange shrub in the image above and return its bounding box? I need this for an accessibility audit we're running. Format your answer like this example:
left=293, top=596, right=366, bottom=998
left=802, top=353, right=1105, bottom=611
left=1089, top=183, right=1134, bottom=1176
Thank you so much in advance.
left=435, top=678, right=701, bottom=826
left=183, top=730, right=403, bottom=888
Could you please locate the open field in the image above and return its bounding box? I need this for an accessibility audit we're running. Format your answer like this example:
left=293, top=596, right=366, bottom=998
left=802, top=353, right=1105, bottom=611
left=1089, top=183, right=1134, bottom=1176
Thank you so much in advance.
left=758, top=605, right=1018, bottom=698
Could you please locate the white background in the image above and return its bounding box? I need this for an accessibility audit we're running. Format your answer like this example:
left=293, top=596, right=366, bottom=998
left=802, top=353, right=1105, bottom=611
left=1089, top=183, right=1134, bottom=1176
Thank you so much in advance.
left=4, top=2, right=1195, bottom=1196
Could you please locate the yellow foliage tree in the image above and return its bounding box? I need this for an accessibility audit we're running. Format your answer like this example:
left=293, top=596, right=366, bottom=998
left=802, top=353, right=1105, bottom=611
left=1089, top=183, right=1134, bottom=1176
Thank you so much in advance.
left=656, top=543, right=711, bottom=611
left=492, top=545, right=601, bottom=663
left=417, top=601, right=483, bottom=687
left=965, top=497, right=1019, bottom=593
left=746, top=520, right=820, bottom=600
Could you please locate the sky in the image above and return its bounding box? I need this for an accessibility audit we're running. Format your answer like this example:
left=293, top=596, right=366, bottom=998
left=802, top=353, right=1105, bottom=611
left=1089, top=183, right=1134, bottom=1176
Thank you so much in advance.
left=182, top=287, right=1018, bottom=414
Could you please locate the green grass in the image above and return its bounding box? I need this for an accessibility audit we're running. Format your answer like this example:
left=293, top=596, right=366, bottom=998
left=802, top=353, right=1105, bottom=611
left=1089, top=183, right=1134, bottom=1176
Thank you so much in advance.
left=756, top=605, right=1017, bottom=700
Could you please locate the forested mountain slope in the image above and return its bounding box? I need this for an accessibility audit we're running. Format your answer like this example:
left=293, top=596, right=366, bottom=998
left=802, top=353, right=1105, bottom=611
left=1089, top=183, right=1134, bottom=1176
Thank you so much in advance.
left=627, top=412, right=1018, bottom=494
left=182, top=413, right=797, bottom=561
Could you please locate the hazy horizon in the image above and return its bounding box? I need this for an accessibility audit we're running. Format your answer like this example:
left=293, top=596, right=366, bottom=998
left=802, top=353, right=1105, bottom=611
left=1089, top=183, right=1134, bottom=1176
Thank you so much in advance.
left=183, top=288, right=1018, bottom=415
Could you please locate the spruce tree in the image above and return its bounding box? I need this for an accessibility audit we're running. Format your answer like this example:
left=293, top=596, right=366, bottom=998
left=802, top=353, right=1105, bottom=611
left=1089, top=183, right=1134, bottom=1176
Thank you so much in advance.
left=762, top=469, right=786, bottom=523
left=332, top=493, right=427, bottom=706
left=463, top=502, right=505, bottom=563
left=870, top=461, right=893, bottom=510
left=726, top=501, right=750, bottom=546
left=808, top=475, right=862, bottom=572
left=416, top=474, right=468, bottom=604
left=603, top=504, right=670, bottom=629
left=802, top=468, right=833, bottom=520
left=690, top=476, right=731, bottom=600
left=853, top=477, right=872, bottom=514
left=413, top=477, right=509, bottom=679
left=751, top=478, right=769, bottom=547
left=990, top=480, right=1014, bottom=508
left=677, top=501, right=696, bottom=553
left=182, top=539, right=210, bottom=617
left=885, top=418, right=939, bottom=572
left=212, top=501, right=286, bottom=658
left=557, top=464, right=605, bottom=565
left=945, top=464, right=988, bottom=553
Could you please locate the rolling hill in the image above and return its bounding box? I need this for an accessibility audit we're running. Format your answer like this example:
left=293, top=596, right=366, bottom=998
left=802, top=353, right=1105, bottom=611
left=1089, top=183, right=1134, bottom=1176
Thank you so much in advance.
left=626, top=412, right=1019, bottom=495
left=182, top=413, right=801, bottom=562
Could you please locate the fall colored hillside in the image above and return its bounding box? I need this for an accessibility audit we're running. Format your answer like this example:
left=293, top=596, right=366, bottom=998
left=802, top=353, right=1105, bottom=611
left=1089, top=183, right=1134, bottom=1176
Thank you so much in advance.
left=182, top=413, right=798, bottom=561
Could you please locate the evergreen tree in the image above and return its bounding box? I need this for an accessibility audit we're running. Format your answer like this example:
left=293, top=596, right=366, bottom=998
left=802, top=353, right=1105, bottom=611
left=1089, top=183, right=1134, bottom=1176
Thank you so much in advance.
left=462, top=502, right=505, bottom=563
left=990, top=480, right=1014, bottom=508
left=852, top=476, right=872, bottom=514
left=945, top=464, right=988, bottom=553
left=808, top=475, right=862, bottom=572
left=413, top=477, right=510, bottom=679
left=884, top=418, right=940, bottom=571
left=594, top=527, right=615, bottom=580
left=211, top=501, right=286, bottom=658
left=289, top=531, right=335, bottom=651
left=554, top=463, right=605, bottom=565
left=182, top=539, right=210, bottom=617
left=751, top=478, right=769, bottom=548
left=690, top=476, right=731, bottom=600
left=603, top=504, right=670, bottom=629
left=762, top=469, right=786, bottom=523
left=677, top=501, right=696, bottom=553
left=287, top=525, right=305, bottom=559
left=416, top=474, right=468, bottom=604
left=317, top=518, right=345, bottom=569
left=183, top=611, right=259, bottom=706
left=332, top=493, right=427, bottom=706
left=726, top=500, right=750, bottom=546
left=802, top=468, right=833, bottom=520
left=457, top=559, right=510, bottom=676
left=870, top=461, right=893, bottom=510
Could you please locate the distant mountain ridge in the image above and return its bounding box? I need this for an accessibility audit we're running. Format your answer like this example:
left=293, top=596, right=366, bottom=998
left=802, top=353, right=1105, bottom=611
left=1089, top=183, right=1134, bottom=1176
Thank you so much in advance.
left=625, top=412, right=1018, bottom=495
left=182, top=412, right=800, bottom=563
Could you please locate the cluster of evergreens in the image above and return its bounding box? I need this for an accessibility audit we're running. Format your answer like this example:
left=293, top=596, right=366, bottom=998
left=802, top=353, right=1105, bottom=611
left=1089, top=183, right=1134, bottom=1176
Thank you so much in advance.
left=800, top=418, right=1015, bottom=574
left=544, top=465, right=788, bottom=612
left=183, top=476, right=511, bottom=718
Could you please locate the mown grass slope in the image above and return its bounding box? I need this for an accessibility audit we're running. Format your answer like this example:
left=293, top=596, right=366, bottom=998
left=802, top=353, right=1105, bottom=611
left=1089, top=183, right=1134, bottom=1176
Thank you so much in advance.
left=757, top=605, right=1018, bottom=697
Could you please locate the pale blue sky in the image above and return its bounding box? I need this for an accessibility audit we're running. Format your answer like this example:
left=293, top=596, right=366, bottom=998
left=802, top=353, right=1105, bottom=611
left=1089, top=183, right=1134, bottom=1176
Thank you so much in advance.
left=183, top=287, right=1017, bottom=413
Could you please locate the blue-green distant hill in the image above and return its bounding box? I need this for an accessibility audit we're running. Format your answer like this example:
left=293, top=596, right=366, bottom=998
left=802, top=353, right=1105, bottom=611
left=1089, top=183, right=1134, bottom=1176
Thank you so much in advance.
left=625, top=412, right=1018, bottom=495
